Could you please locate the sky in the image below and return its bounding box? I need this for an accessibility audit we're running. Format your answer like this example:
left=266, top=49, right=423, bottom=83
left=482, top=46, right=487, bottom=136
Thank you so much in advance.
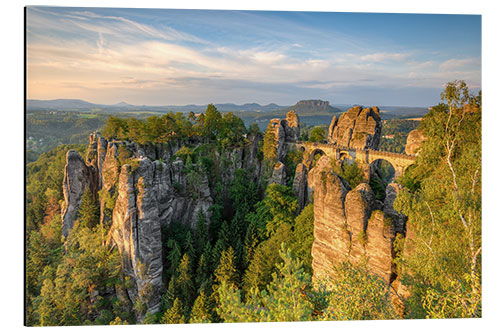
left=26, top=6, right=481, bottom=107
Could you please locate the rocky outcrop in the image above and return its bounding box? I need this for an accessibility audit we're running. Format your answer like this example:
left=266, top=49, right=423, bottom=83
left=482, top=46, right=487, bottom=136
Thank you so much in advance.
left=269, top=118, right=287, bottom=161
left=270, top=161, right=286, bottom=185
left=267, top=111, right=301, bottom=162
left=111, top=161, right=163, bottom=316
left=310, top=157, right=351, bottom=279
left=61, top=131, right=264, bottom=318
left=345, top=183, right=375, bottom=262
left=405, top=129, right=426, bottom=155
left=283, top=110, right=300, bottom=142
left=292, top=163, right=308, bottom=212
left=327, top=106, right=382, bottom=149
left=61, top=150, right=97, bottom=237
left=310, top=155, right=407, bottom=284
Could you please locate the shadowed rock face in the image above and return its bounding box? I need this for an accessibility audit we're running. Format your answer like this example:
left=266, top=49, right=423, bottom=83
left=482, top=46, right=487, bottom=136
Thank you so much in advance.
left=327, top=106, right=382, bottom=149
left=61, top=150, right=97, bottom=237
left=269, top=118, right=287, bottom=161
left=292, top=163, right=308, bottom=213
left=270, top=161, right=287, bottom=185
left=309, top=155, right=407, bottom=284
left=405, top=129, right=426, bottom=155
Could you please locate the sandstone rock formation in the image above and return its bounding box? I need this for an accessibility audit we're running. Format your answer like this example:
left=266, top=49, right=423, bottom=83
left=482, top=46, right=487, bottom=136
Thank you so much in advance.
left=270, top=161, right=286, bottom=185
left=292, top=163, right=308, bottom=212
left=111, top=161, right=163, bottom=315
left=269, top=118, right=287, bottom=161
left=404, top=128, right=426, bottom=155
left=327, top=106, right=382, bottom=149
left=283, top=110, right=300, bottom=142
left=60, top=131, right=265, bottom=317
left=309, top=155, right=407, bottom=284
left=267, top=111, right=301, bottom=162
left=61, top=150, right=97, bottom=237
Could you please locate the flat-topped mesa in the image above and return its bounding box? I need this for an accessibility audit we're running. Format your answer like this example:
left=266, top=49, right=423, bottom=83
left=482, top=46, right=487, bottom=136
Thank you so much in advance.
left=296, top=99, right=331, bottom=108
left=327, top=106, right=382, bottom=150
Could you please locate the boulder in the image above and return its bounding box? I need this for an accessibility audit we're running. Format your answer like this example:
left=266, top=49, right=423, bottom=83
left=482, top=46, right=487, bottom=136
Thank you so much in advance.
left=327, top=106, right=382, bottom=149
left=405, top=129, right=426, bottom=155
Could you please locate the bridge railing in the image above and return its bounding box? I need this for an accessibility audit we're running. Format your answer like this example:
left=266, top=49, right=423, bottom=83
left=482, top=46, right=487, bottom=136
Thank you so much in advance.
left=292, top=141, right=416, bottom=160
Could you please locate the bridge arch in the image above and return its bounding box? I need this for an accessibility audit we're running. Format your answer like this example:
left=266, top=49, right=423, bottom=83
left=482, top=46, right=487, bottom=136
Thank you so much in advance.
left=369, top=158, right=396, bottom=183
left=308, top=148, right=326, bottom=168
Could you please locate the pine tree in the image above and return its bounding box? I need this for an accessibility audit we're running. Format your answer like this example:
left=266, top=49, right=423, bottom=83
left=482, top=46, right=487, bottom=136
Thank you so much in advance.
left=183, top=231, right=196, bottom=271
left=218, top=220, right=232, bottom=249
left=166, top=239, right=182, bottom=279
left=194, top=210, right=209, bottom=257
left=78, top=188, right=99, bottom=229
left=217, top=244, right=315, bottom=323
left=212, top=246, right=239, bottom=316
left=175, top=253, right=195, bottom=308
left=161, top=298, right=185, bottom=324
left=189, top=291, right=211, bottom=323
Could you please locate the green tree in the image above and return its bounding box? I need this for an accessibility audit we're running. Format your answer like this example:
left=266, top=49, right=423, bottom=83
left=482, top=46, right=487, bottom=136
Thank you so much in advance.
left=190, top=290, right=211, bottom=323
left=175, top=254, right=195, bottom=308
left=394, top=80, right=481, bottom=318
left=332, top=160, right=365, bottom=189
left=202, top=104, right=222, bottom=140
left=161, top=298, right=186, bottom=324
left=318, top=260, right=398, bottom=320
left=78, top=188, right=99, bottom=229
left=262, top=122, right=277, bottom=161
left=262, top=184, right=298, bottom=236
left=309, top=127, right=326, bottom=142
left=218, top=244, right=314, bottom=323
left=289, top=203, right=315, bottom=274
left=243, top=223, right=293, bottom=293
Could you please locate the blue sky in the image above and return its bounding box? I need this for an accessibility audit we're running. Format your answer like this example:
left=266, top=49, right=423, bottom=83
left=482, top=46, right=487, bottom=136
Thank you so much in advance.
left=26, top=7, right=481, bottom=106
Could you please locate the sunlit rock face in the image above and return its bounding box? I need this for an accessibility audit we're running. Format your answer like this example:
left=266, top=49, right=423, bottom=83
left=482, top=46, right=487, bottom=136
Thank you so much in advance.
left=327, top=106, right=382, bottom=149
left=405, top=128, right=426, bottom=155
left=309, top=156, right=407, bottom=284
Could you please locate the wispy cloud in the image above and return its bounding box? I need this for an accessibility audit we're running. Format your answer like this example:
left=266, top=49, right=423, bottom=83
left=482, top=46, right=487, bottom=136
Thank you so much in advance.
left=360, top=52, right=410, bottom=62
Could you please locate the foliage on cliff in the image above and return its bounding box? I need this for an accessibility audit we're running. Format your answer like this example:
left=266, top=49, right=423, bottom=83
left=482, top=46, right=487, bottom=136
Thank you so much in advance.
left=395, top=80, right=482, bottom=318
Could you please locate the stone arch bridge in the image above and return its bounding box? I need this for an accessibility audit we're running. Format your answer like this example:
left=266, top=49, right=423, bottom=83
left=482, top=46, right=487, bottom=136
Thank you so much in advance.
left=289, top=141, right=417, bottom=179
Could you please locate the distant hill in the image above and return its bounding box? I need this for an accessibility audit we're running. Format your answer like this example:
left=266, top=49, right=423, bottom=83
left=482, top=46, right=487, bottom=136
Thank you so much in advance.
left=27, top=99, right=101, bottom=110
left=26, top=99, right=286, bottom=113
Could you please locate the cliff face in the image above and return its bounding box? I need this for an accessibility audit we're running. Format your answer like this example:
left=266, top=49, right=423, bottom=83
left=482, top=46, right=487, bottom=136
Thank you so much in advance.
left=61, top=150, right=97, bottom=237
left=327, top=106, right=382, bottom=149
left=309, top=155, right=406, bottom=284
left=61, top=132, right=263, bottom=317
